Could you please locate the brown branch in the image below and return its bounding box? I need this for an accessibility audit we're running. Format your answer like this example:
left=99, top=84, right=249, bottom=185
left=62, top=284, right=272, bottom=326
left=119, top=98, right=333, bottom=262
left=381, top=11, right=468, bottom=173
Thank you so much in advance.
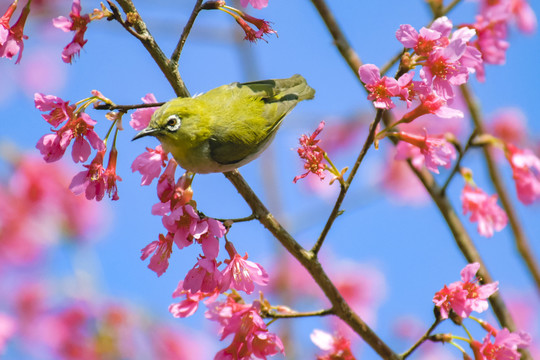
left=224, top=170, right=400, bottom=360
left=94, top=102, right=165, bottom=111
left=460, top=84, right=540, bottom=294
left=310, top=0, right=362, bottom=82
left=112, top=0, right=190, bottom=98
left=400, top=317, right=442, bottom=359
left=171, top=0, right=204, bottom=63
left=310, top=0, right=527, bottom=353
left=263, top=308, right=334, bottom=319
left=311, top=109, right=384, bottom=255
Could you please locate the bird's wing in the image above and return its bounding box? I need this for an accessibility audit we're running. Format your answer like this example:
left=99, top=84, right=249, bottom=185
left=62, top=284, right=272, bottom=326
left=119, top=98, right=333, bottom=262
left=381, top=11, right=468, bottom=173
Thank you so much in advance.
left=207, top=75, right=315, bottom=165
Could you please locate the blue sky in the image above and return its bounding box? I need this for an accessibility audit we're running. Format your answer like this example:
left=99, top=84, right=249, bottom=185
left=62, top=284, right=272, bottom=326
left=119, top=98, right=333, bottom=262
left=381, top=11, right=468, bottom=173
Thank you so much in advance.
left=1, top=0, right=539, bottom=358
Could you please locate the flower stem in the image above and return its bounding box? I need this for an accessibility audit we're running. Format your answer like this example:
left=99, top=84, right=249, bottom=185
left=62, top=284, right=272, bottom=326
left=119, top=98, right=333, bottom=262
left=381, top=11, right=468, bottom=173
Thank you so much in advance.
left=400, top=318, right=442, bottom=359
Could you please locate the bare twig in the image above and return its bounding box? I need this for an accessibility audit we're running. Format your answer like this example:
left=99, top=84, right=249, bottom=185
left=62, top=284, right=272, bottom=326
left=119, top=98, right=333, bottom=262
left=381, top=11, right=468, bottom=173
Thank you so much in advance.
left=112, top=0, right=190, bottom=98
left=440, top=129, right=478, bottom=195
left=400, top=317, right=442, bottom=359
left=263, top=308, right=334, bottom=319
left=94, top=102, right=165, bottom=111
left=171, top=0, right=204, bottom=63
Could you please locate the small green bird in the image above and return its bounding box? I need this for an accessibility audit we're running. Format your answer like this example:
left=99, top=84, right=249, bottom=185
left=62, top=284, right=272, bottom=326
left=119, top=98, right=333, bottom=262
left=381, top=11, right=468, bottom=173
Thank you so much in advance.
left=133, top=74, right=315, bottom=173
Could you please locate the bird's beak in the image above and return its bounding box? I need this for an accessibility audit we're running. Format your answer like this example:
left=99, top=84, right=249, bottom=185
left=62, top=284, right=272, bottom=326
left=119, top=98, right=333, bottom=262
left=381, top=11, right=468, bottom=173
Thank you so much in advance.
left=132, top=127, right=159, bottom=141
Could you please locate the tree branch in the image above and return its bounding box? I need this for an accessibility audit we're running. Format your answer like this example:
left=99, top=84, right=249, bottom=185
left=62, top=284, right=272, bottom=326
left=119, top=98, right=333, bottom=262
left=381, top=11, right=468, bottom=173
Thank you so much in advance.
left=112, top=0, right=190, bottom=98
left=224, top=170, right=400, bottom=360
left=171, top=0, right=204, bottom=64
left=460, top=84, right=540, bottom=294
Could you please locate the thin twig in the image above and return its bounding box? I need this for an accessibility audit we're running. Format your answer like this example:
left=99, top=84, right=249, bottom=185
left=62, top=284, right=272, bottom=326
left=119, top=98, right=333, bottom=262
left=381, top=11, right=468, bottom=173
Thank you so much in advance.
left=460, top=84, right=540, bottom=295
left=212, top=213, right=257, bottom=224
left=94, top=102, right=165, bottom=111
left=311, top=109, right=384, bottom=255
left=310, top=0, right=362, bottom=82
left=400, top=318, right=442, bottom=359
left=112, top=0, right=190, bottom=98
left=263, top=308, right=334, bottom=319
left=223, top=170, right=400, bottom=360
left=171, top=0, right=204, bottom=64
left=440, top=129, right=478, bottom=195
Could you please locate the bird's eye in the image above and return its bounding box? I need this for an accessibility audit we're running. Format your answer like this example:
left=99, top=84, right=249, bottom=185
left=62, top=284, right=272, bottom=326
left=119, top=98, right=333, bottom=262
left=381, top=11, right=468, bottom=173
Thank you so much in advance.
left=165, top=115, right=181, bottom=132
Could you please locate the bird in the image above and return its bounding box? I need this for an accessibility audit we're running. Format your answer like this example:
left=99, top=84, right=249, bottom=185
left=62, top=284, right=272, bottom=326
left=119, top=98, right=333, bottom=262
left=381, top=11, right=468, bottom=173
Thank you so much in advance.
left=133, top=74, right=315, bottom=174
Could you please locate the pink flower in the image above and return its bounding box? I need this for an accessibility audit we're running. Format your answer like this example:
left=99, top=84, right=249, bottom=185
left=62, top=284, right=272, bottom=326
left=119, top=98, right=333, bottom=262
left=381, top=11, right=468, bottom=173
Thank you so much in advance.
left=240, top=0, right=268, bottom=9
left=222, top=242, right=269, bottom=294
left=103, top=147, right=122, bottom=200
left=208, top=297, right=284, bottom=360
left=311, top=330, right=356, bottom=360
left=294, top=121, right=327, bottom=183
left=396, top=23, right=443, bottom=56
left=34, top=93, right=75, bottom=127
left=433, top=263, right=499, bottom=319
left=69, top=150, right=106, bottom=200
left=472, top=328, right=531, bottom=360
left=461, top=184, right=508, bottom=237
left=232, top=11, right=276, bottom=43
left=401, top=88, right=464, bottom=123
left=140, top=233, right=174, bottom=277
left=183, top=258, right=225, bottom=294
left=36, top=111, right=105, bottom=164
left=359, top=64, right=400, bottom=109
left=510, top=0, right=537, bottom=34
left=505, top=144, right=540, bottom=205
left=53, top=0, right=91, bottom=63
left=131, top=145, right=169, bottom=186
left=162, top=204, right=204, bottom=248
left=394, top=130, right=456, bottom=174
left=0, top=0, right=30, bottom=64
left=169, top=281, right=219, bottom=318
left=129, top=94, right=159, bottom=130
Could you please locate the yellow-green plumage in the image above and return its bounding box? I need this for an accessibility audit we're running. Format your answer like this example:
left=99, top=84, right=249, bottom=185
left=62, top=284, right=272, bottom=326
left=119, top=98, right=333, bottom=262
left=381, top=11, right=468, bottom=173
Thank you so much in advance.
left=133, top=74, right=315, bottom=173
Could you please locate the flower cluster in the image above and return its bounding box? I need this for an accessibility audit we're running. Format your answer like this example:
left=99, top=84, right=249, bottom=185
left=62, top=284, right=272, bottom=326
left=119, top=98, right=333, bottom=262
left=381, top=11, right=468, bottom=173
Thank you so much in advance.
left=470, top=327, right=531, bottom=360
left=0, top=155, right=99, bottom=265
left=0, top=0, right=30, bottom=63
left=294, top=121, right=328, bottom=183
left=53, top=0, right=109, bottom=63
left=311, top=329, right=356, bottom=360
left=34, top=92, right=122, bottom=201
left=129, top=98, right=275, bottom=358
left=433, top=263, right=498, bottom=319
left=208, top=295, right=284, bottom=360
left=467, top=0, right=537, bottom=81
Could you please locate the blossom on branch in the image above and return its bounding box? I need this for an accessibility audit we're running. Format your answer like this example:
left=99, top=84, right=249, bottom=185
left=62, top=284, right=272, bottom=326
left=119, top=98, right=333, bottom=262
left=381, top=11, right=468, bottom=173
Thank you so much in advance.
left=359, top=64, right=400, bottom=109
left=222, top=241, right=269, bottom=294
left=130, top=93, right=159, bottom=130
left=433, top=262, right=498, bottom=319
left=294, top=121, right=327, bottom=183
left=470, top=327, right=531, bottom=360
left=0, top=0, right=30, bottom=64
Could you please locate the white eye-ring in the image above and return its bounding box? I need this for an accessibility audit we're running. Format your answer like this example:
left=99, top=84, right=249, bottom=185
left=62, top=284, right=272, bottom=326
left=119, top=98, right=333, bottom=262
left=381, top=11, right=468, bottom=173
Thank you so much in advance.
left=165, top=115, right=181, bottom=132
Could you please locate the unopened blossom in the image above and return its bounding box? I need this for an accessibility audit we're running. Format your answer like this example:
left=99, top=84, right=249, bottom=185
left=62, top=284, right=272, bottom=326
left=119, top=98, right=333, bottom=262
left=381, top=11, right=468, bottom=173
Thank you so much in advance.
left=359, top=64, right=400, bottom=109
left=130, top=93, right=159, bottom=130
left=462, top=184, right=508, bottom=237
left=222, top=242, right=269, bottom=294
left=505, top=144, right=540, bottom=205
left=131, top=145, right=169, bottom=186
left=140, top=233, right=174, bottom=277
left=294, top=121, right=327, bottom=183
left=311, top=329, right=356, bottom=360
left=53, top=0, right=91, bottom=63
left=471, top=328, right=531, bottom=360
left=103, top=147, right=121, bottom=200
left=433, top=263, right=499, bottom=319
left=240, top=0, right=268, bottom=9
left=0, top=0, right=30, bottom=63
left=394, top=130, right=456, bottom=174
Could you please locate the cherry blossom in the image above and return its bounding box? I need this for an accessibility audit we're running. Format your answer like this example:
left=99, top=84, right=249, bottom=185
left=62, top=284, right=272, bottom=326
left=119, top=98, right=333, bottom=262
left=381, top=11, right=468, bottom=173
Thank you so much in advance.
left=461, top=184, right=508, bottom=238
left=294, top=121, right=327, bottom=183
left=505, top=144, right=540, bottom=205
left=359, top=64, right=400, bottom=109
